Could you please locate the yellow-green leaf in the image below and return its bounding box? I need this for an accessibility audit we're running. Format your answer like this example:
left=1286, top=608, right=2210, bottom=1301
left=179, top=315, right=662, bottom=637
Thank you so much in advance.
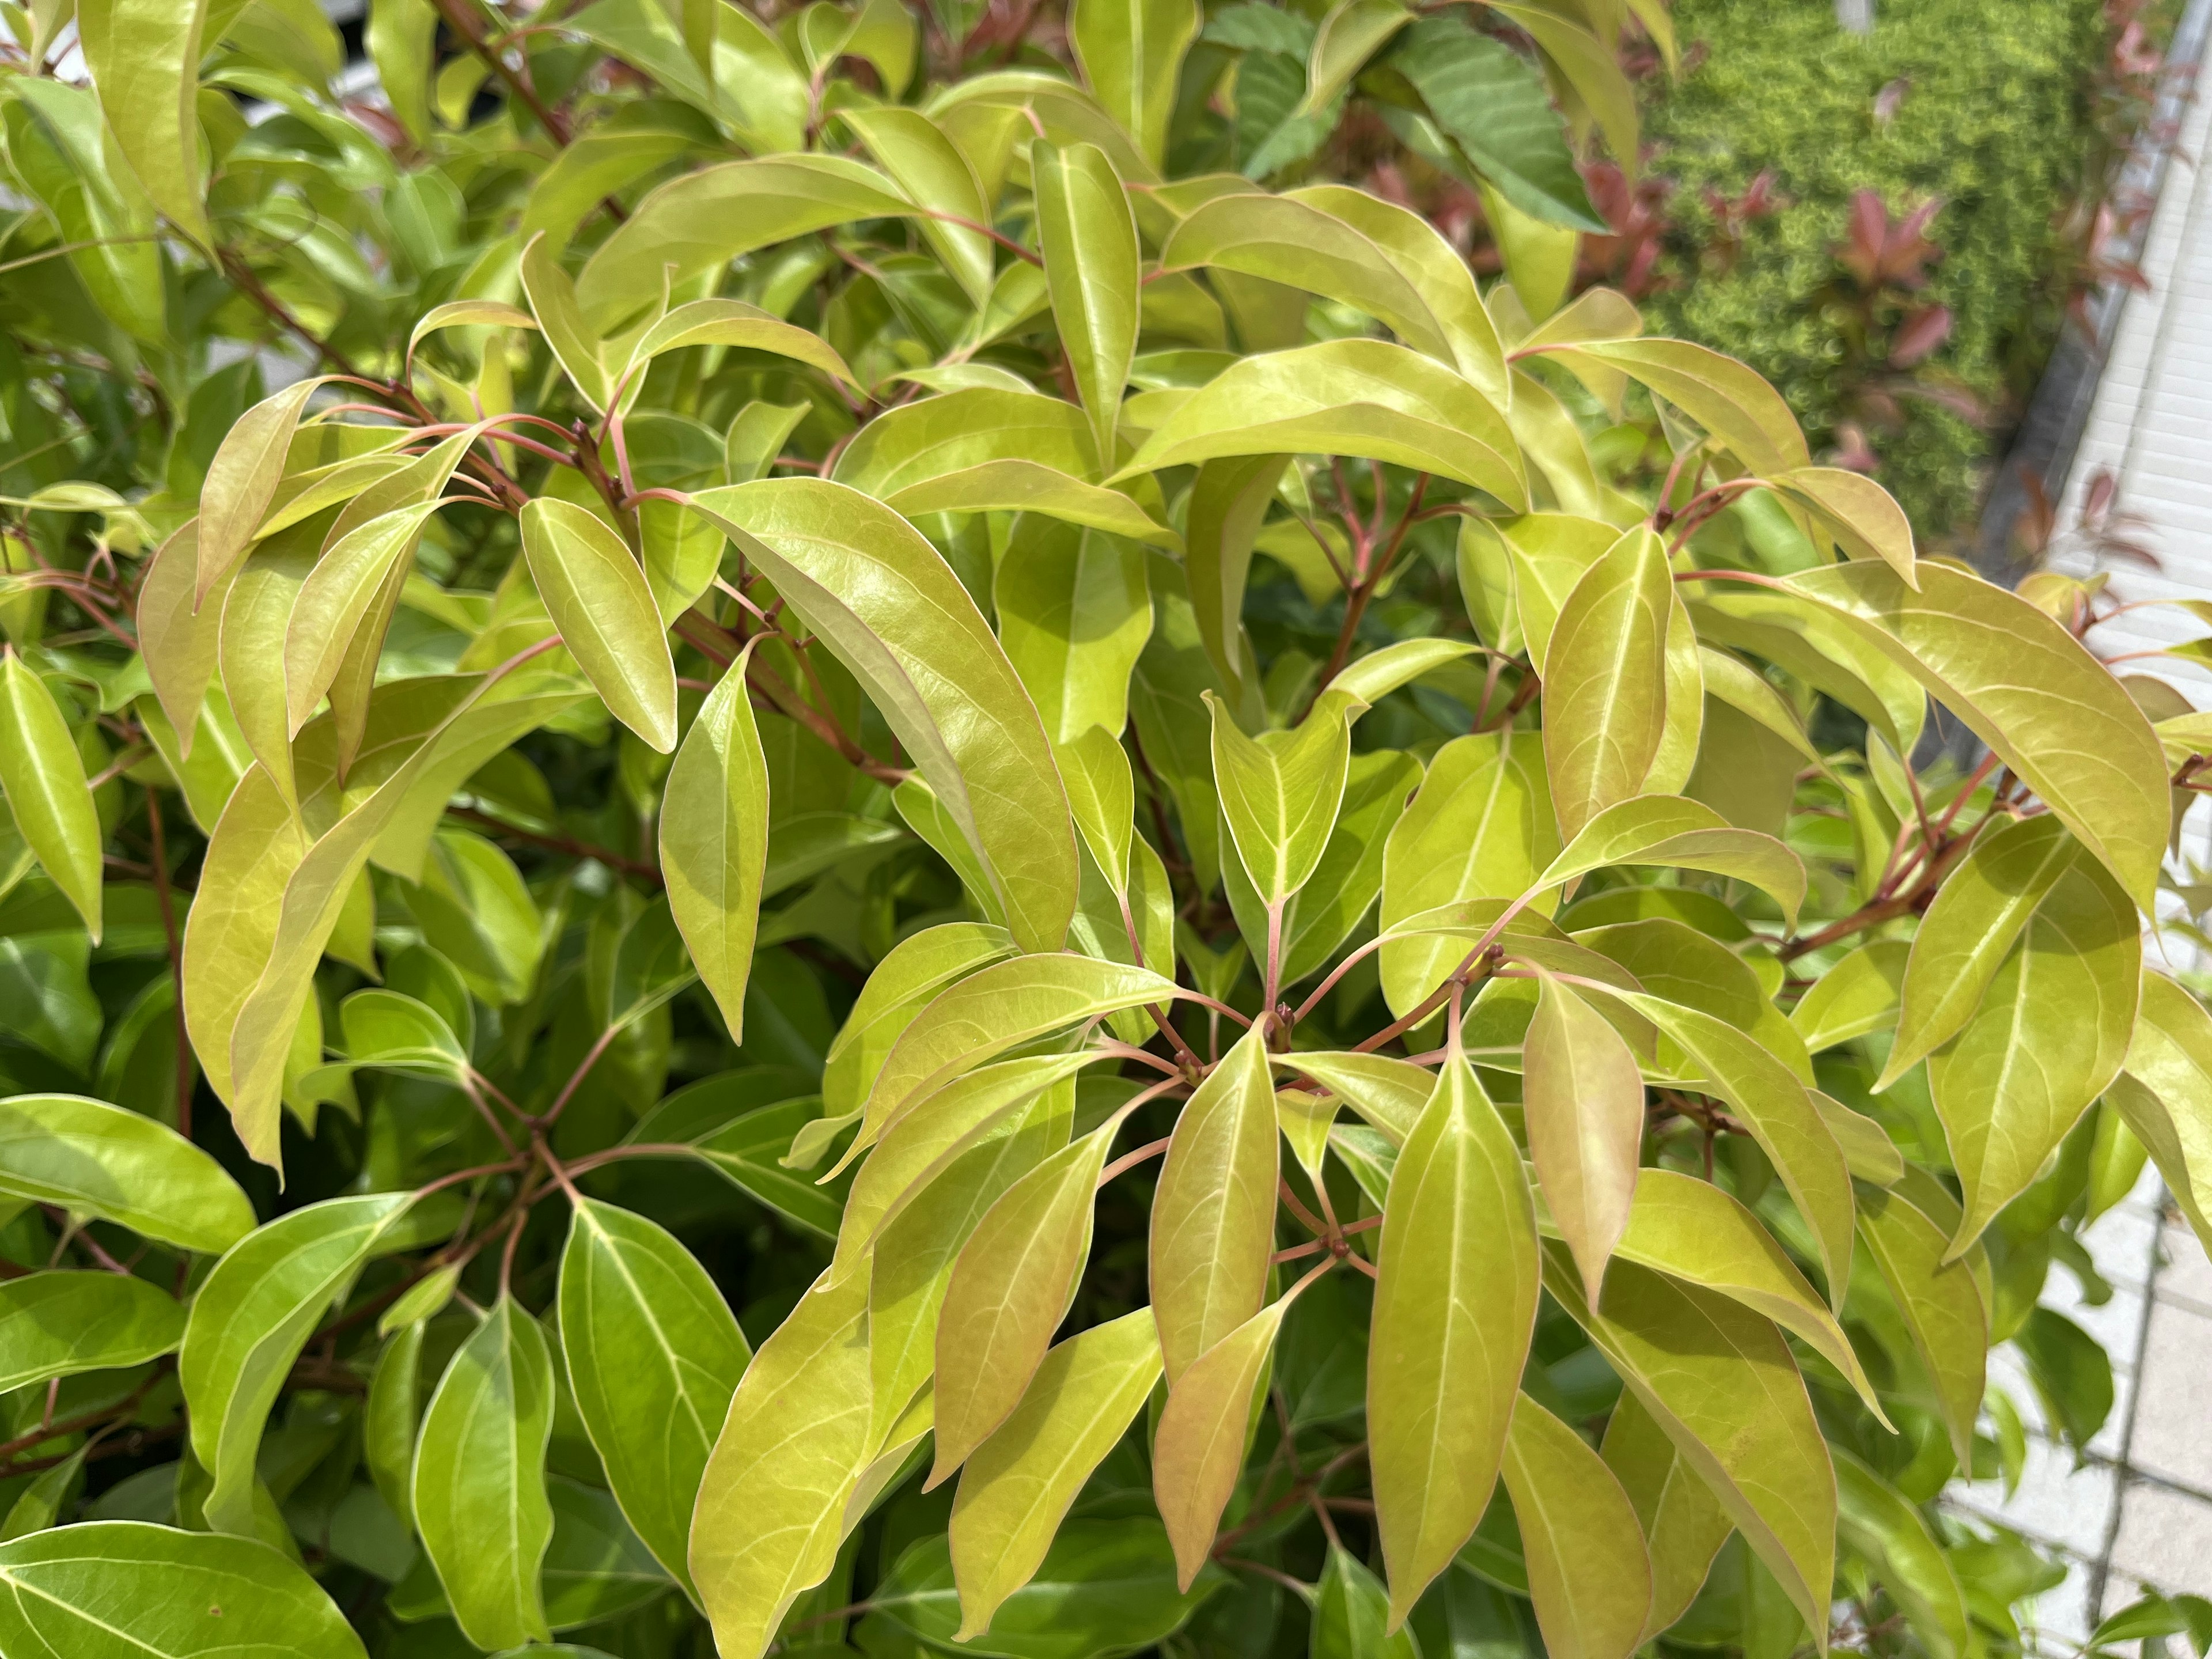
left=1502, top=1393, right=1653, bottom=1659
left=660, top=654, right=768, bottom=1040
left=1035, top=142, right=1141, bottom=461
left=692, top=480, right=1077, bottom=955
left=1599, top=1391, right=1731, bottom=1639
left=1525, top=967, right=1644, bottom=1297
left=1541, top=526, right=1671, bottom=839
left=193, top=378, right=323, bottom=602
left=0, top=653, right=101, bottom=941
left=2112, top=972, right=2212, bottom=1252
left=1928, top=852, right=2139, bottom=1253
left=518, top=499, right=677, bottom=753
left=76, top=0, right=211, bottom=245
left=1854, top=1184, right=1985, bottom=1466
left=1207, top=689, right=1359, bottom=906
left=691, top=1268, right=874, bottom=1659
left=1369, top=1052, right=1538, bottom=1624
left=949, top=1308, right=1163, bottom=1634
left=1069, top=0, right=1198, bottom=166
left=1150, top=1024, right=1278, bottom=1380
left=1540, top=795, right=1805, bottom=928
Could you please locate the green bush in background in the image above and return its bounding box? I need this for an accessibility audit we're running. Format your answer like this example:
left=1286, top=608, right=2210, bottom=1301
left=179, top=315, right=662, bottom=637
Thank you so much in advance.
left=1647, top=0, right=2105, bottom=540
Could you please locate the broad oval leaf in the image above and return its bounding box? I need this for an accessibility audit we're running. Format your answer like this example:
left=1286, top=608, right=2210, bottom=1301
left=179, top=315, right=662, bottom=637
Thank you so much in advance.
left=2112, top=972, right=2212, bottom=1251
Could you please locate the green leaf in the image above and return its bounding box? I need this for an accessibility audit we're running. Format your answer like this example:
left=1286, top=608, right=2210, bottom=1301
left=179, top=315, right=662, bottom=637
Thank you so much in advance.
left=993, top=520, right=1153, bottom=746
left=192, top=379, right=323, bottom=602
left=661, top=656, right=768, bottom=1040
left=1209, top=689, right=1359, bottom=906
left=365, top=1319, right=425, bottom=1530
left=1369, top=1051, right=1538, bottom=1624
left=1312, top=1546, right=1419, bottom=1659
left=1609, top=991, right=1853, bottom=1305
left=577, top=155, right=915, bottom=327
left=0, top=1093, right=254, bottom=1253
left=0, top=1521, right=368, bottom=1657
left=1181, top=454, right=1289, bottom=703
left=414, top=1296, right=558, bottom=1651
left=841, top=953, right=1176, bottom=1168
left=1284, top=1050, right=1435, bottom=1145
left=519, top=499, right=677, bottom=753
left=930, top=1113, right=1123, bottom=1482
left=1153, top=1278, right=1307, bottom=1588
left=75, top=0, right=212, bottom=245
left=1770, top=467, right=1916, bottom=584
left=180, top=1194, right=416, bottom=1537
left=948, top=1308, right=1164, bottom=1635
left=881, top=1518, right=1217, bottom=1659
left=136, top=521, right=223, bottom=757
left=0, top=1270, right=184, bottom=1392
left=2013, top=1306, right=2113, bottom=1457
left=1544, top=1249, right=1835, bottom=1637
left=1540, top=527, right=1671, bottom=840
left=1540, top=340, right=1810, bottom=477
left=1379, top=731, right=1557, bottom=1017
left=1600, top=1391, right=1732, bottom=1639
left=0, top=654, right=102, bottom=940
left=1388, top=16, right=1605, bottom=232
left=1854, top=1184, right=1985, bottom=1466
left=1881, top=815, right=2077, bottom=1084
left=1524, top=967, right=1643, bottom=1297
left=840, top=105, right=995, bottom=305
left=1059, top=725, right=1137, bottom=892
left=559, top=1197, right=751, bottom=1599
left=1070, top=0, right=1198, bottom=166
left=1540, top=796, right=1805, bottom=928
left=867, top=1080, right=1075, bottom=1446
left=283, top=502, right=446, bottom=737
left=2112, top=973, right=2212, bottom=1252
left=1152, top=1024, right=1278, bottom=1380
left=1258, top=745, right=1423, bottom=986
left=1833, top=1452, right=1972, bottom=1659
left=1927, top=852, right=2139, bottom=1253
left=1304, top=0, right=1412, bottom=111
left=836, top=389, right=1102, bottom=495
left=685, top=1095, right=851, bottom=1238
left=631, top=297, right=861, bottom=389
left=1113, top=340, right=1525, bottom=506
left=1604, top=1169, right=1881, bottom=1418
left=1501, top=1394, right=1653, bottom=1659
left=820, top=923, right=1021, bottom=1131
left=1787, top=560, right=2168, bottom=910
left=1035, top=142, right=1141, bottom=461
left=692, top=1267, right=875, bottom=1659
left=691, top=480, right=1078, bottom=955
left=1790, top=940, right=1908, bottom=1053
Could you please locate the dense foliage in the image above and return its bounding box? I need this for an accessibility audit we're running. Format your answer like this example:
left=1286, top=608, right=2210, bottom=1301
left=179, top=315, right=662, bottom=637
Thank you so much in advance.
left=3, top=4, right=2212, bottom=1659
left=1647, top=0, right=2109, bottom=537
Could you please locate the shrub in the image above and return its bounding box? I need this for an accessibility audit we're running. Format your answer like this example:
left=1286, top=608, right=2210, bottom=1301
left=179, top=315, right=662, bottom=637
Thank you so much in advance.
left=1646, top=0, right=2105, bottom=538
left=1, top=5, right=2210, bottom=1659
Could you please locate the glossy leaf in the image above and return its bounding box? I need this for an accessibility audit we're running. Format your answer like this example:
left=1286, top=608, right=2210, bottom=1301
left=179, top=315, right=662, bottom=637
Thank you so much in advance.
left=1036, top=143, right=1141, bottom=460
left=1369, top=1052, right=1539, bottom=1624
left=1541, top=528, right=1671, bottom=839
left=1501, top=1394, right=1653, bottom=1659
left=519, top=499, right=678, bottom=753
left=1524, top=967, right=1644, bottom=1297
left=0, top=1093, right=253, bottom=1252
left=0, top=654, right=101, bottom=940
left=1855, top=1184, right=1986, bottom=1465
left=0, top=1270, right=184, bottom=1392
left=2112, top=972, right=2212, bottom=1251
left=661, top=654, right=768, bottom=1039
left=1600, top=1390, right=1732, bottom=1639
left=1209, top=689, right=1359, bottom=905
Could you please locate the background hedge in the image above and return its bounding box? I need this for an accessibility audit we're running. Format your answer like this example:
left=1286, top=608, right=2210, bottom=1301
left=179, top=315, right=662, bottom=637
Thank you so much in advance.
left=1646, top=0, right=2107, bottom=541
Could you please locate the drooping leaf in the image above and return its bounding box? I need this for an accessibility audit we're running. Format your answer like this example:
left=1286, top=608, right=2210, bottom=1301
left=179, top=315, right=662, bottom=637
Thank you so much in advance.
left=1151, top=1023, right=1279, bottom=1380
left=0, top=653, right=102, bottom=940
left=519, top=499, right=677, bottom=753
left=1854, top=1185, right=1986, bottom=1466
left=949, top=1308, right=1164, bottom=1634
left=1600, top=1390, right=1732, bottom=1639
left=691, top=480, right=1078, bottom=954
left=414, top=1295, right=558, bottom=1651
left=2112, top=973, right=2212, bottom=1252
left=1541, top=795, right=1806, bottom=933
left=1369, top=1052, right=1538, bottom=1624
left=1524, top=967, right=1644, bottom=1297
left=0, top=1093, right=253, bottom=1252
left=180, top=1194, right=417, bottom=1538
left=1501, top=1394, right=1653, bottom=1659
left=661, top=654, right=768, bottom=1039
left=691, top=1268, right=876, bottom=1659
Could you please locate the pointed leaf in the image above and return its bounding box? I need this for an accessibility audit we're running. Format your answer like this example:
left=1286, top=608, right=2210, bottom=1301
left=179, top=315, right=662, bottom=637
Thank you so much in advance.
left=0, top=1271, right=184, bottom=1392
left=75, top=0, right=212, bottom=245
left=415, top=1296, right=556, bottom=1651
left=193, top=379, right=323, bottom=601
left=994, top=519, right=1153, bottom=745
left=0, top=654, right=101, bottom=940
left=1035, top=142, right=1141, bottom=461
left=559, top=1198, right=751, bottom=1598
left=1541, top=527, right=1671, bottom=839
left=1790, top=940, right=1908, bottom=1053
left=1209, top=690, right=1359, bottom=904
left=1600, top=1391, right=1732, bottom=1639
left=691, top=479, right=1077, bottom=953
left=1541, top=796, right=1805, bottom=927
left=1370, top=1052, right=1539, bottom=1623
left=0, top=1094, right=252, bottom=1252
left=2112, top=972, right=2212, bottom=1252
left=1152, top=1024, right=1279, bottom=1380
left=691, top=1268, right=876, bottom=1659
left=1928, top=852, right=2139, bottom=1253
left=1833, top=1452, right=1972, bottom=1659
left=520, top=499, right=677, bottom=753
left=661, top=657, right=768, bottom=1040
left=1502, top=1394, right=1653, bottom=1659
left=1070, top=0, right=1198, bottom=165
left=950, top=1308, right=1164, bottom=1635
left=1525, top=967, right=1644, bottom=1296
left=1854, top=1185, right=1986, bottom=1466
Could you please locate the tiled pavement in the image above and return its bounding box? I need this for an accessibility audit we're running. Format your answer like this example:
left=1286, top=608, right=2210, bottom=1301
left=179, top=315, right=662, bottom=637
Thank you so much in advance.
left=1948, top=1164, right=2212, bottom=1649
